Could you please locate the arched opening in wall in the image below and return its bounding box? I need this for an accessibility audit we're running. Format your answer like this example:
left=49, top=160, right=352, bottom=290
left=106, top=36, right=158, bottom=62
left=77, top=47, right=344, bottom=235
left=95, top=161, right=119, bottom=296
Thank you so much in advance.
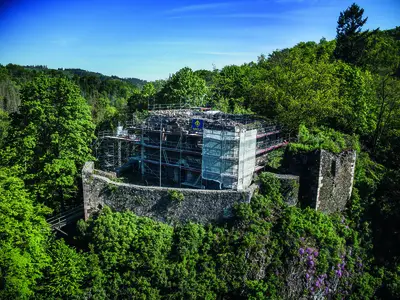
left=331, top=160, right=336, bottom=177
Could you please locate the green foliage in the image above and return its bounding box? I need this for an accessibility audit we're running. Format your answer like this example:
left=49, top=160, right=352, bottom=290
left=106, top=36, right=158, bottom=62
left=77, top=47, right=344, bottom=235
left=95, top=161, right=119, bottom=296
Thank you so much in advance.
left=63, top=175, right=375, bottom=298
left=157, top=67, right=209, bottom=106
left=169, top=223, right=219, bottom=299
left=0, top=66, right=21, bottom=113
left=37, top=240, right=87, bottom=299
left=354, top=152, right=384, bottom=198
left=350, top=269, right=384, bottom=299
left=265, top=148, right=284, bottom=170
left=0, top=3, right=399, bottom=298
left=250, top=42, right=349, bottom=131
left=289, top=124, right=360, bottom=154
left=0, top=166, right=51, bottom=299
left=371, top=169, right=400, bottom=267
left=0, top=108, right=10, bottom=147
left=0, top=168, right=387, bottom=299
left=87, top=90, right=118, bottom=125
left=1, top=64, right=145, bottom=133
left=1, top=75, right=95, bottom=210
left=107, top=183, right=118, bottom=194
left=384, top=265, right=400, bottom=299
left=211, top=64, right=256, bottom=113
left=142, top=82, right=156, bottom=99
left=84, top=208, right=174, bottom=298
left=334, top=3, right=369, bottom=66
left=127, top=83, right=156, bottom=113
left=372, top=75, right=400, bottom=162
left=193, top=69, right=216, bottom=86
left=168, top=189, right=185, bottom=203
left=362, top=29, right=400, bottom=74
left=335, top=63, right=376, bottom=136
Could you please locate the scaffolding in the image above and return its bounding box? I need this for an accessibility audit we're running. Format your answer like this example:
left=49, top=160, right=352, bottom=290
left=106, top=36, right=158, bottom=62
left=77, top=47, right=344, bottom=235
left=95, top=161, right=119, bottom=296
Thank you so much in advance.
left=202, top=129, right=240, bottom=189
left=136, top=112, right=204, bottom=187
left=95, top=129, right=140, bottom=172
left=95, top=109, right=289, bottom=190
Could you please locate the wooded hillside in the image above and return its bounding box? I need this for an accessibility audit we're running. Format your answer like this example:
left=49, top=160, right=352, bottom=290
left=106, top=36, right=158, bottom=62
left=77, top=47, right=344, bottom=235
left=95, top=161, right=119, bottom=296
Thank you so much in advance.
left=0, top=3, right=399, bottom=299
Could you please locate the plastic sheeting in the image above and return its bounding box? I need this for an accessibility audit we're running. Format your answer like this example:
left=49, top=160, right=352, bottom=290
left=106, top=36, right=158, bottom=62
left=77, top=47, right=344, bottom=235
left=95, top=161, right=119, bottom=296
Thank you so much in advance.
left=237, top=129, right=257, bottom=190
left=202, top=128, right=256, bottom=190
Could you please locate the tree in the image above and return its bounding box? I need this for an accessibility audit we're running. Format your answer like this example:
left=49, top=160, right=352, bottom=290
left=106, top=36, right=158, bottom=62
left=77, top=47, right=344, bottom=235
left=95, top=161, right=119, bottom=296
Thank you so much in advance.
left=0, top=167, right=51, bottom=299
left=0, top=66, right=21, bottom=113
left=0, top=108, right=9, bottom=147
left=1, top=75, right=95, bottom=210
left=316, top=38, right=336, bottom=62
left=334, top=3, right=369, bottom=66
left=127, top=82, right=156, bottom=112
left=194, top=69, right=216, bottom=86
left=335, top=63, right=376, bottom=136
left=212, top=64, right=255, bottom=113
left=87, top=90, right=112, bottom=124
left=253, top=43, right=342, bottom=131
left=157, top=67, right=209, bottom=107
left=372, top=75, right=400, bottom=156
left=362, top=29, right=400, bottom=75
left=84, top=208, right=173, bottom=298
left=37, top=240, right=87, bottom=299
left=142, top=82, right=156, bottom=99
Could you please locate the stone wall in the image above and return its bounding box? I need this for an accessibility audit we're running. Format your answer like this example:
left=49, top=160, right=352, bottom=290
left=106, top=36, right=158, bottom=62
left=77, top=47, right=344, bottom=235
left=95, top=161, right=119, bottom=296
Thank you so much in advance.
left=83, top=146, right=355, bottom=224
left=316, top=150, right=357, bottom=213
left=270, top=173, right=300, bottom=206
left=82, top=162, right=255, bottom=225
left=282, top=149, right=356, bottom=213
left=283, top=150, right=321, bottom=209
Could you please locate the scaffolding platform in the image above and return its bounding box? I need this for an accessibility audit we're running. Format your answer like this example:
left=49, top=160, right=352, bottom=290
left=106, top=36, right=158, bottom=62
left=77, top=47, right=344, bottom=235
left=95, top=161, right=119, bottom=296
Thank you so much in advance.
left=95, top=110, right=290, bottom=190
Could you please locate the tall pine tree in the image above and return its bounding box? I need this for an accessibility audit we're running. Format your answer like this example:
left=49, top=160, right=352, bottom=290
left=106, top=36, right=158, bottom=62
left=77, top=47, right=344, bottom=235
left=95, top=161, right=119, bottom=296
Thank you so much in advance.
left=334, top=3, right=369, bottom=66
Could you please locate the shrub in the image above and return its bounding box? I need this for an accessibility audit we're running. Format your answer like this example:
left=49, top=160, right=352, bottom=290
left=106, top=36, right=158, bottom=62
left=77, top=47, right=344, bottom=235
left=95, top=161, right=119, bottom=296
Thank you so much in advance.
left=290, top=124, right=360, bottom=154
left=168, top=190, right=185, bottom=203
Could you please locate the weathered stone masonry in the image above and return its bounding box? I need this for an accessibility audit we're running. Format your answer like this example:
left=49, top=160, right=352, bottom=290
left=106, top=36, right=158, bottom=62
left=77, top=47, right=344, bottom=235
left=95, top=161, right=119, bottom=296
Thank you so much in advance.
left=83, top=148, right=355, bottom=224
left=83, top=161, right=257, bottom=224
left=316, top=150, right=357, bottom=213
left=283, top=149, right=357, bottom=213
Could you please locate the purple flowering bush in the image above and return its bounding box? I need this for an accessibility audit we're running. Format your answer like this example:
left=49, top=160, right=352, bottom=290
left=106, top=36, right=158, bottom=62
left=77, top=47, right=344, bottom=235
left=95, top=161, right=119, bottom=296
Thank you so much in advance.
left=266, top=205, right=374, bottom=299
left=235, top=173, right=378, bottom=299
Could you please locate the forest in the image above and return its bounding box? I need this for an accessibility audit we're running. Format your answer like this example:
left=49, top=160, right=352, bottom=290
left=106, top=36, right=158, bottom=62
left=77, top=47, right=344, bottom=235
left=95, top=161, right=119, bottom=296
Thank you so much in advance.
left=0, top=3, right=399, bottom=299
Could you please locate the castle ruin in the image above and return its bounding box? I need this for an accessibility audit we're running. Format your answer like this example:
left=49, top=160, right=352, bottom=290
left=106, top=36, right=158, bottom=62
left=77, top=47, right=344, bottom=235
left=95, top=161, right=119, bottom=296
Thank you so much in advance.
left=83, top=108, right=356, bottom=224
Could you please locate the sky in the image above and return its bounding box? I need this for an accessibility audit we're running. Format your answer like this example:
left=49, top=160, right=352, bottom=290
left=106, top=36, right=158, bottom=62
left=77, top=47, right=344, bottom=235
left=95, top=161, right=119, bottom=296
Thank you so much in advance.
left=0, top=0, right=399, bottom=81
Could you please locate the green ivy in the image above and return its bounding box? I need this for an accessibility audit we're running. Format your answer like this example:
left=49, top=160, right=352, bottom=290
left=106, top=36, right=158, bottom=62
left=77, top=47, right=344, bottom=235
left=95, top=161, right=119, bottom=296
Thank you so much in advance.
left=289, top=124, right=360, bottom=154
left=168, top=190, right=185, bottom=203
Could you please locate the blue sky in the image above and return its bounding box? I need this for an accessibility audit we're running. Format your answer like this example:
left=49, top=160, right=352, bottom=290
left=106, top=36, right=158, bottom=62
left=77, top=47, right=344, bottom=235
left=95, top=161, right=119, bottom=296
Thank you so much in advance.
left=0, top=0, right=398, bottom=81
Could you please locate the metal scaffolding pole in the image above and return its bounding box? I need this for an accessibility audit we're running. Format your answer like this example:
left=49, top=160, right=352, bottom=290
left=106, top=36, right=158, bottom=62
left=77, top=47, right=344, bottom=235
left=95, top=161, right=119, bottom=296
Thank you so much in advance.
left=159, top=118, right=162, bottom=187
left=180, top=129, right=182, bottom=188
left=141, top=126, right=144, bottom=177
left=118, top=140, right=122, bottom=167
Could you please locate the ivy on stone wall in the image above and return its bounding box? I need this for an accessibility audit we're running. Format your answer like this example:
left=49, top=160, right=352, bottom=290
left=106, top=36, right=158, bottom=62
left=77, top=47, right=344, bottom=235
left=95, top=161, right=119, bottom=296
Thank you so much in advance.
left=57, top=173, right=377, bottom=299
left=289, top=125, right=360, bottom=154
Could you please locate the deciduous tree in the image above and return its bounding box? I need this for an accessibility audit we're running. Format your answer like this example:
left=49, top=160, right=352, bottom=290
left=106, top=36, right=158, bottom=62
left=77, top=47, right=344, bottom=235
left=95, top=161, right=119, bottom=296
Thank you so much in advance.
left=0, top=167, right=51, bottom=299
left=157, top=67, right=209, bottom=107
left=1, top=75, right=95, bottom=210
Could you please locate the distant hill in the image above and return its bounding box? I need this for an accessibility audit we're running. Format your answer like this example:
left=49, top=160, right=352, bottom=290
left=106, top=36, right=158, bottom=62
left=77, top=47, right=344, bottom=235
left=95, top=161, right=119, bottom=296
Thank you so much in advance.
left=1, top=63, right=148, bottom=121
left=63, top=68, right=147, bottom=87
left=123, top=77, right=148, bottom=87
left=23, top=66, right=147, bottom=88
